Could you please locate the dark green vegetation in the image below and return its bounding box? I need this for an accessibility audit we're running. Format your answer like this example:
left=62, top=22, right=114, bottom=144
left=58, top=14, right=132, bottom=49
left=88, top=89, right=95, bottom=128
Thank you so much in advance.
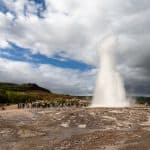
left=0, top=82, right=88, bottom=104
left=136, top=96, right=150, bottom=105
left=0, top=82, right=150, bottom=105
left=0, top=83, right=50, bottom=104
left=0, top=83, right=50, bottom=93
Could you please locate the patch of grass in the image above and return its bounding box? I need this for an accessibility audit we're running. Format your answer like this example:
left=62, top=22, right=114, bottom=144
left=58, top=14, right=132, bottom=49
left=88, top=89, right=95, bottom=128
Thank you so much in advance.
left=136, top=96, right=150, bottom=105
left=0, top=82, right=89, bottom=104
left=0, top=83, right=50, bottom=93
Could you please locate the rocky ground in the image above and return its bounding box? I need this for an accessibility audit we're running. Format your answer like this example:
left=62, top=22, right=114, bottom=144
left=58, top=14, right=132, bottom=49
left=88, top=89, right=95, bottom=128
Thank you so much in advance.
left=0, top=106, right=150, bottom=150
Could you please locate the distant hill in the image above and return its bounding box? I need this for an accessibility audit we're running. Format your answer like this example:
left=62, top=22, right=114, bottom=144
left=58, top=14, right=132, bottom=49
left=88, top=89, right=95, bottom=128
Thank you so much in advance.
left=0, top=82, right=88, bottom=104
left=0, top=82, right=51, bottom=93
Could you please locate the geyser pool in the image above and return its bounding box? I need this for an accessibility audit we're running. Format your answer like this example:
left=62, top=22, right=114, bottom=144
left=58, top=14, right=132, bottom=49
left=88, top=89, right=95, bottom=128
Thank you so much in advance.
left=91, top=36, right=130, bottom=107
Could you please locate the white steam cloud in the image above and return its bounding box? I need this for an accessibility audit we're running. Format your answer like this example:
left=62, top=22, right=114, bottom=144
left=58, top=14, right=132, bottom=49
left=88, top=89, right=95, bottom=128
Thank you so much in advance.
left=92, top=35, right=131, bottom=107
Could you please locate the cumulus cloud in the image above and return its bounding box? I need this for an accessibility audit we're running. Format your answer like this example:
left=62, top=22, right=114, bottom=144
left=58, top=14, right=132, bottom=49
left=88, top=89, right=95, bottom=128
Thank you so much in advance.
left=0, top=0, right=150, bottom=95
left=0, top=58, right=96, bottom=95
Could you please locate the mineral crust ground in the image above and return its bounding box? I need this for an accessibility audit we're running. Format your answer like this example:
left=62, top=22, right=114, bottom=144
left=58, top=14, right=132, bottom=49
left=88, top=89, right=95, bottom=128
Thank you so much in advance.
left=0, top=106, right=150, bottom=150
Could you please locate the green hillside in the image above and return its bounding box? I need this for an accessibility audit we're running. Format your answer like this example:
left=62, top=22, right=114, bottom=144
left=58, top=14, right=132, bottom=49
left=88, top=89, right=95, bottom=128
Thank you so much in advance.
left=0, top=82, right=87, bottom=104
left=1, top=82, right=149, bottom=106
left=0, top=82, right=52, bottom=104
left=0, top=83, right=50, bottom=93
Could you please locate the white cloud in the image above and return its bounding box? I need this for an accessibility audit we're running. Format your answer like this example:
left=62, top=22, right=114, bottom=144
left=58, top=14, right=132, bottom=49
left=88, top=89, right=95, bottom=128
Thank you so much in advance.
left=0, top=58, right=96, bottom=95
left=0, top=0, right=149, bottom=65
left=0, top=0, right=150, bottom=95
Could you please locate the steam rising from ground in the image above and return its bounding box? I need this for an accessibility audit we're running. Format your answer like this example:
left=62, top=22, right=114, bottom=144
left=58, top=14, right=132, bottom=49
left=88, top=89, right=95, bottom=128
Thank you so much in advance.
left=92, top=36, right=130, bottom=107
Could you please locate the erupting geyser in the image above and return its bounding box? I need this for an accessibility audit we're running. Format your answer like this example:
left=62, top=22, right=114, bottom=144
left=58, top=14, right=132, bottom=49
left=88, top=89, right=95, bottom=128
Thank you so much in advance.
left=91, top=36, right=130, bottom=107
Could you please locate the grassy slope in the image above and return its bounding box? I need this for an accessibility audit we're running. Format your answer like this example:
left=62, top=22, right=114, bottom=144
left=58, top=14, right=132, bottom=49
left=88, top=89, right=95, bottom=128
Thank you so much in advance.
left=0, top=82, right=52, bottom=103
left=1, top=82, right=149, bottom=105
left=0, top=83, right=50, bottom=93
left=0, top=82, right=88, bottom=104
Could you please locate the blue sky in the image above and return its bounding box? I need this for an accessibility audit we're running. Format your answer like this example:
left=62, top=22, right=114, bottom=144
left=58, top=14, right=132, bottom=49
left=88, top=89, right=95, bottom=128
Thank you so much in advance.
left=0, top=0, right=150, bottom=96
left=0, top=0, right=94, bottom=71
left=0, top=0, right=97, bottom=95
left=0, top=42, right=94, bottom=71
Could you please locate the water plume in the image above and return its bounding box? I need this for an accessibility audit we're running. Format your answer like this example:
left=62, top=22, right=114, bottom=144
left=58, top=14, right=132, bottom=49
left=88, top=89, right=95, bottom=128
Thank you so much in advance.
left=91, top=35, right=130, bottom=107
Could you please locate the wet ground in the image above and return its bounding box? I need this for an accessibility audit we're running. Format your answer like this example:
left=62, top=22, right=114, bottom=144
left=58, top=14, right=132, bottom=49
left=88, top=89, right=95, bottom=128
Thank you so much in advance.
left=0, top=106, right=150, bottom=150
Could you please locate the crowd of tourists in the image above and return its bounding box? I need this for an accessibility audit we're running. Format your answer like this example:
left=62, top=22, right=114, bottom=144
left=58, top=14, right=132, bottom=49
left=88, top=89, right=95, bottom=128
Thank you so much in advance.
left=17, top=100, right=89, bottom=109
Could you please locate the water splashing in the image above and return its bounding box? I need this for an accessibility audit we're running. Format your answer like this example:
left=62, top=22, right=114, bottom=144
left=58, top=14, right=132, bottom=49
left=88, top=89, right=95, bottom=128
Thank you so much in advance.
left=91, top=36, right=130, bottom=107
